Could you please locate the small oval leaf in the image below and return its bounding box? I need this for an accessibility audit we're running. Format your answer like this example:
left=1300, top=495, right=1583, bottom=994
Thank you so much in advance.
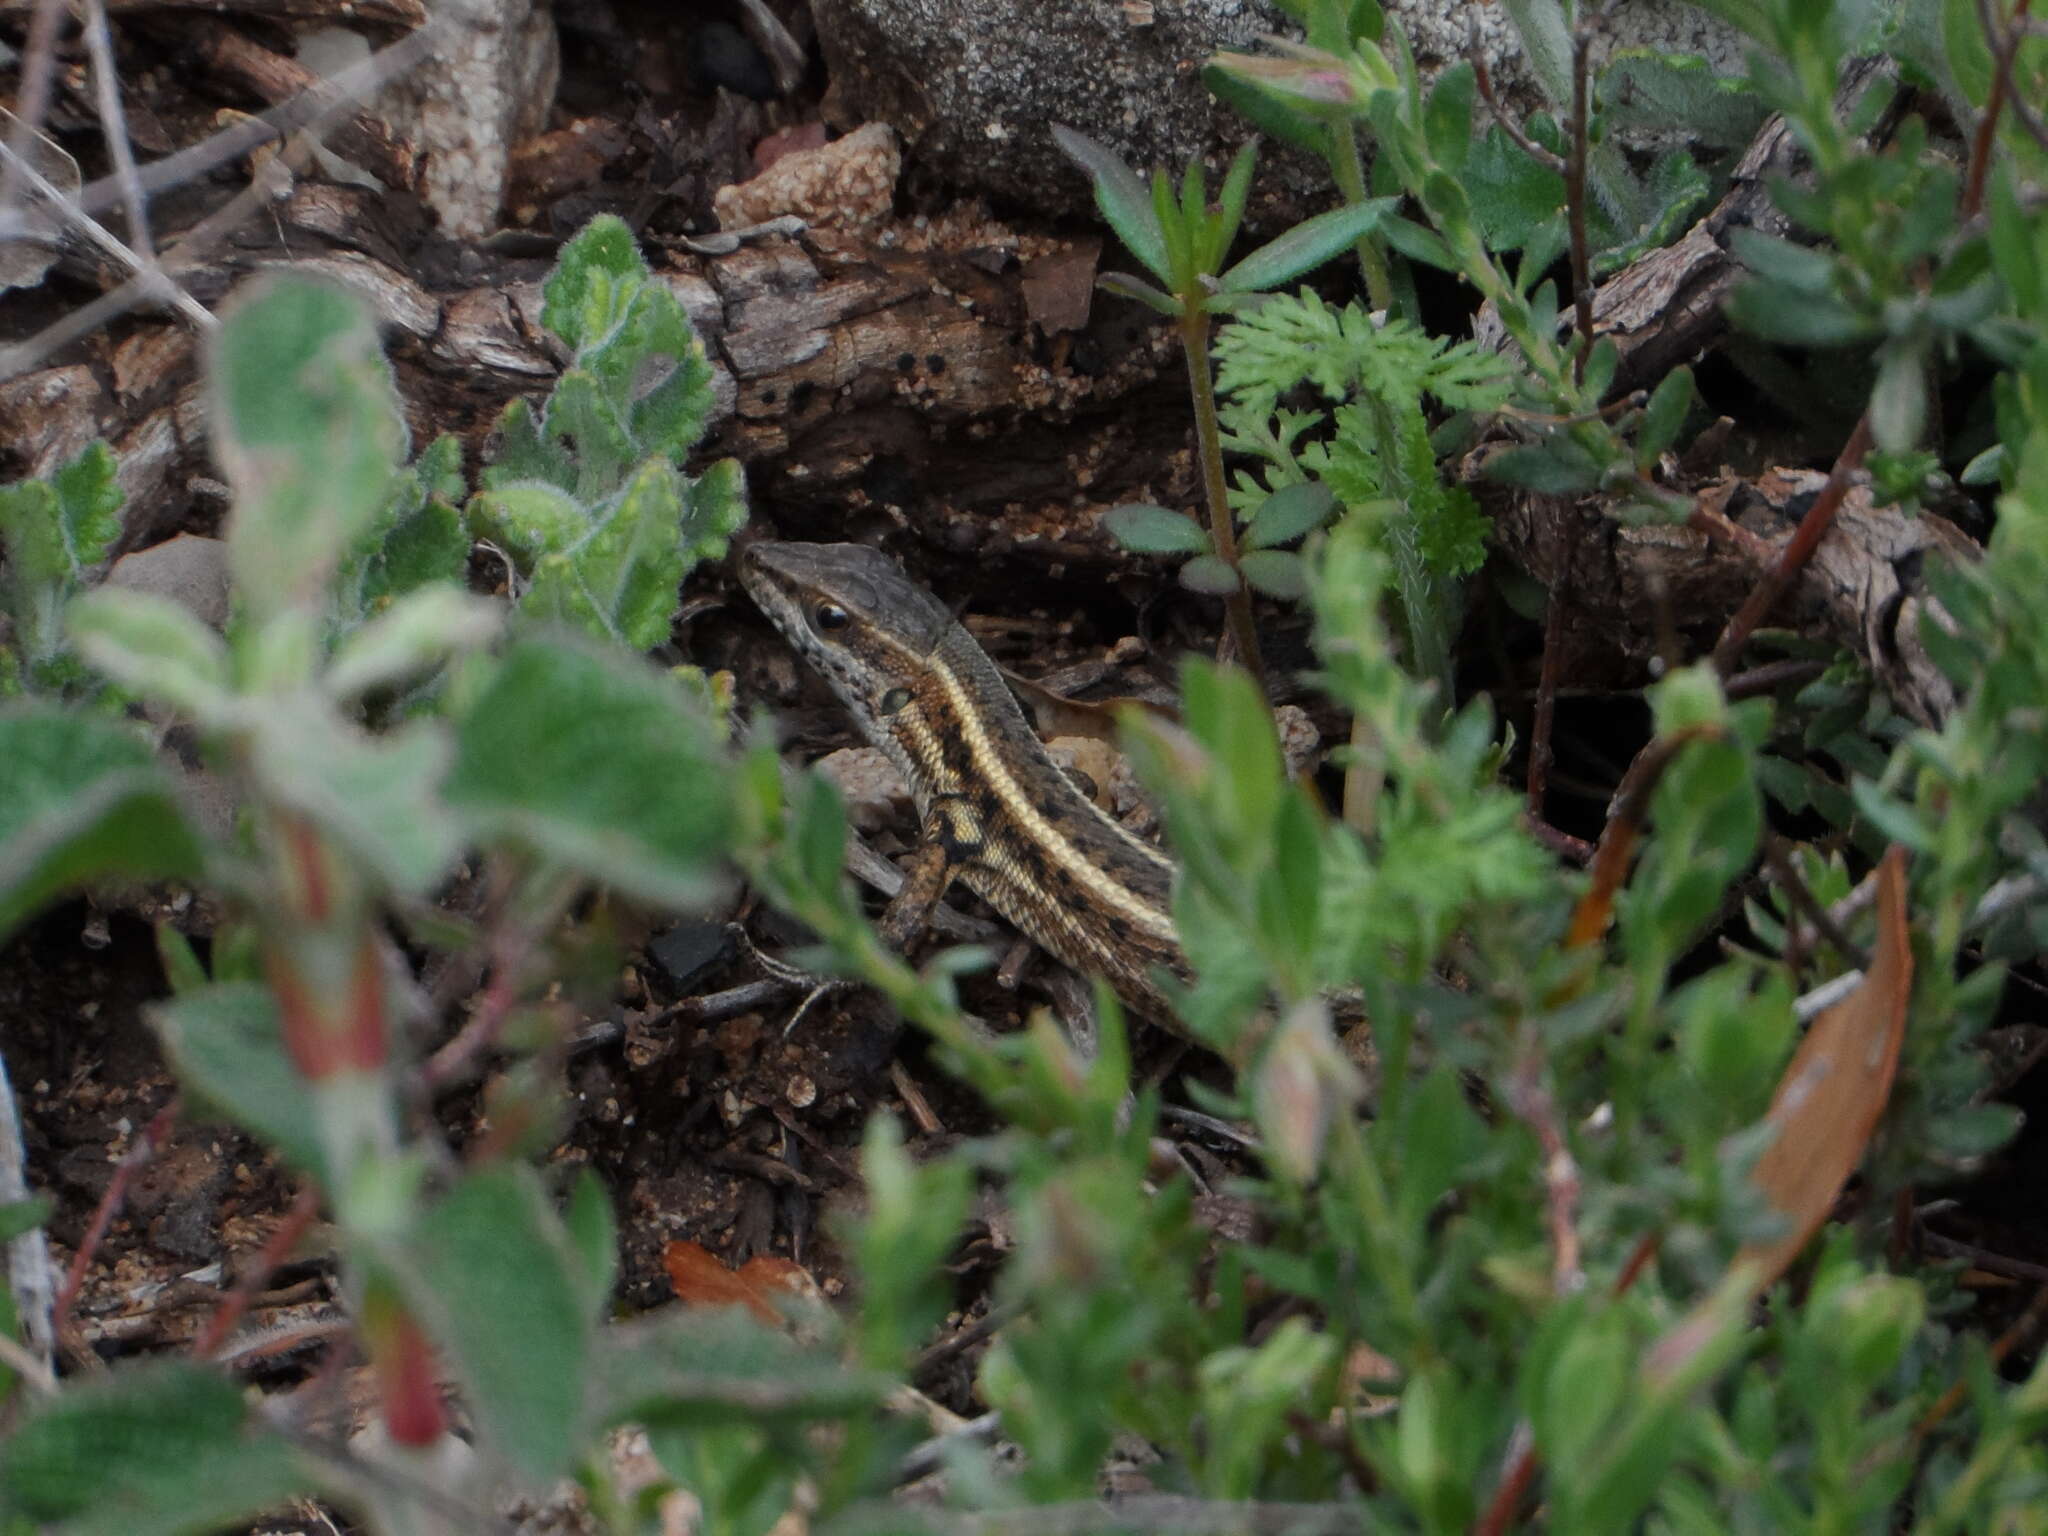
left=1239, top=548, right=1309, bottom=599
left=1178, top=553, right=1243, bottom=595
left=1103, top=504, right=1210, bottom=555
left=1244, top=481, right=1338, bottom=549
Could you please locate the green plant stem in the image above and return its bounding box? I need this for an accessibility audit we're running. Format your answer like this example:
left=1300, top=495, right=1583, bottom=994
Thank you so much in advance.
left=1181, top=306, right=1269, bottom=697
left=1328, top=125, right=1395, bottom=315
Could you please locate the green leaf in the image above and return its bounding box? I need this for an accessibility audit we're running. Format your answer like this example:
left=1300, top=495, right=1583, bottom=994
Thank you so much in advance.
left=0, top=1361, right=309, bottom=1535
left=0, top=440, right=123, bottom=591
left=1422, top=63, right=1476, bottom=173
left=1209, top=139, right=1261, bottom=269
left=396, top=1165, right=592, bottom=1481
left=324, top=585, right=501, bottom=700
left=1219, top=198, right=1397, bottom=293
left=1635, top=365, right=1695, bottom=470
left=1378, top=215, right=1460, bottom=272
left=210, top=277, right=405, bottom=619
left=1051, top=125, right=1171, bottom=284
left=1103, top=503, right=1210, bottom=555
left=66, top=588, right=233, bottom=723
left=1730, top=229, right=1839, bottom=295
left=1487, top=439, right=1604, bottom=495
left=447, top=636, right=732, bottom=911
left=0, top=704, right=203, bottom=942
left=153, top=983, right=324, bottom=1179
left=249, top=699, right=460, bottom=896
left=541, top=213, right=647, bottom=353
left=1097, top=271, right=1184, bottom=316
left=1869, top=342, right=1928, bottom=453
left=340, top=433, right=472, bottom=623
left=1461, top=127, right=1568, bottom=254
left=587, top=1309, right=887, bottom=1433
left=683, top=457, right=750, bottom=565
left=1179, top=553, right=1243, bottom=595
left=1244, top=481, right=1338, bottom=549
left=1725, top=279, right=1873, bottom=347
left=1239, top=548, right=1310, bottom=599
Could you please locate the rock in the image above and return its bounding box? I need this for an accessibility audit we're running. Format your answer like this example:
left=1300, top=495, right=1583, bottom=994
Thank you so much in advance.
left=809, top=0, right=1745, bottom=226
left=104, top=535, right=231, bottom=631
left=714, top=122, right=902, bottom=236
left=363, top=0, right=560, bottom=240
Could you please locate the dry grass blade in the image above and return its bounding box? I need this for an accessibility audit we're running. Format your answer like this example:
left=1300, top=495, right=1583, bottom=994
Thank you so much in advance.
left=1734, top=845, right=1911, bottom=1289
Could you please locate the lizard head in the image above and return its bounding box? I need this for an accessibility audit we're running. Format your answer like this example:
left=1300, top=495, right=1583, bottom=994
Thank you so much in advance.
left=738, top=540, right=955, bottom=751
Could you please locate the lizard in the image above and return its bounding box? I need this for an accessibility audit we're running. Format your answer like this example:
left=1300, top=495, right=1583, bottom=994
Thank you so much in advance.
left=737, top=538, right=1201, bottom=1040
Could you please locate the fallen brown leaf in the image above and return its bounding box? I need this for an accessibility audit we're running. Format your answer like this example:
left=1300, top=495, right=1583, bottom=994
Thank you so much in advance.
left=1733, top=844, right=1911, bottom=1289
left=663, top=1240, right=820, bottom=1325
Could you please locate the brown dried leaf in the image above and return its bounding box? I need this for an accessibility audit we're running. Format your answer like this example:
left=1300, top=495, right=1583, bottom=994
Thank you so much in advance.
left=1737, top=844, right=1912, bottom=1288
left=1021, top=239, right=1102, bottom=335
left=662, top=1240, right=819, bottom=1325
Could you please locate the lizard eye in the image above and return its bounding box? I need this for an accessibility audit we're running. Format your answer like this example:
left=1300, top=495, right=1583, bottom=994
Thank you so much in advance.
left=814, top=603, right=850, bottom=632
left=879, top=686, right=912, bottom=716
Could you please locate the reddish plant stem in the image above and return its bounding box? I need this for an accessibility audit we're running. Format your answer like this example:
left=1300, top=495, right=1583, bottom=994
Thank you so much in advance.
left=192, top=1183, right=321, bottom=1360
left=1565, top=724, right=1723, bottom=950
left=1965, top=0, right=2033, bottom=220
left=54, top=1098, right=180, bottom=1336
left=1709, top=413, right=1874, bottom=676
left=1473, top=1421, right=1540, bottom=1536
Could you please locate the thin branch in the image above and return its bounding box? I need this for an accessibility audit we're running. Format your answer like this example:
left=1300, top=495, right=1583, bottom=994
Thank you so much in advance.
left=1965, top=0, right=2036, bottom=218
left=0, top=19, right=445, bottom=243
left=79, top=0, right=157, bottom=262
left=0, top=0, right=69, bottom=220
left=1468, top=15, right=1566, bottom=176
left=1709, top=413, right=1874, bottom=674
left=0, top=134, right=213, bottom=331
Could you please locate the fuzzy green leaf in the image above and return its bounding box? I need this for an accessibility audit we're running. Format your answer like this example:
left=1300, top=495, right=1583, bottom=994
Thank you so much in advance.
left=250, top=699, right=461, bottom=896
left=1244, top=481, right=1338, bottom=548
left=1219, top=198, right=1397, bottom=293
left=0, top=440, right=122, bottom=591
left=1239, top=548, right=1310, bottom=599
left=1051, top=125, right=1171, bottom=284
left=211, top=277, right=405, bottom=618
left=1097, top=271, right=1183, bottom=316
left=396, top=1165, right=593, bottom=1481
left=1636, top=365, right=1696, bottom=470
left=541, top=213, right=648, bottom=353
left=0, top=703, right=203, bottom=942
left=447, top=636, right=731, bottom=911
left=67, top=588, right=233, bottom=723
left=1104, top=503, right=1210, bottom=555
left=0, top=1362, right=309, bottom=1534
left=153, top=983, right=324, bottom=1179
left=1377, top=215, right=1460, bottom=272
left=325, top=584, right=502, bottom=700
left=1179, top=553, right=1243, bottom=595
